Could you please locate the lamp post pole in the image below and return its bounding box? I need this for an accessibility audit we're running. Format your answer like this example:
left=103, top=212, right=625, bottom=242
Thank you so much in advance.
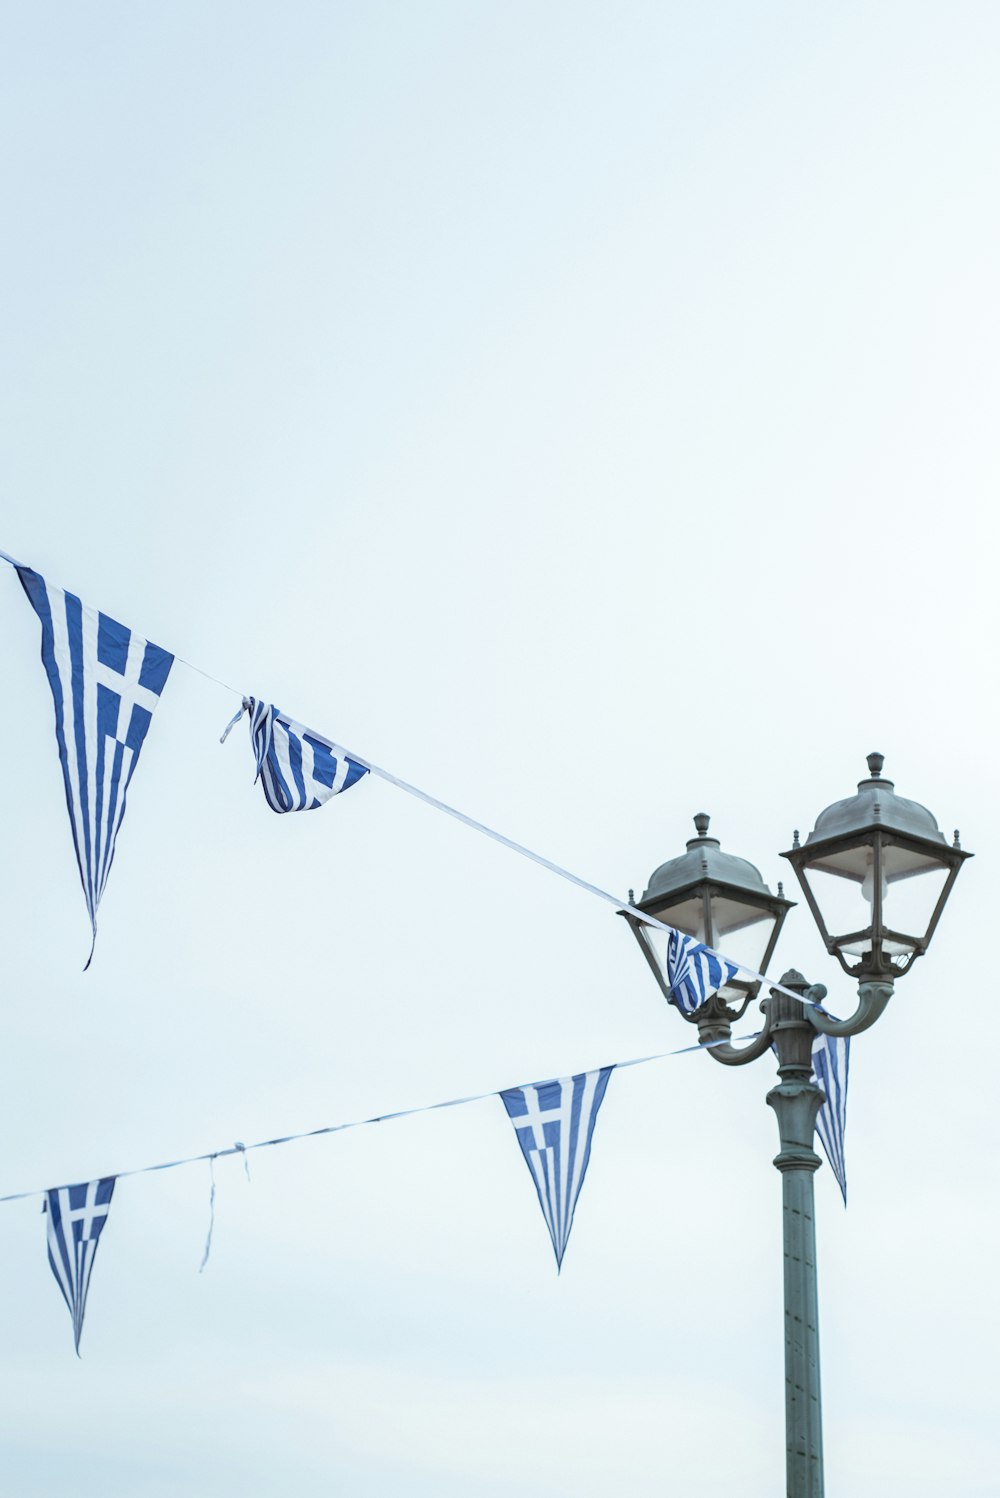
left=767, top=974, right=826, bottom=1497
left=703, top=971, right=897, bottom=1496
left=700, top=972, right=887, bottom=1496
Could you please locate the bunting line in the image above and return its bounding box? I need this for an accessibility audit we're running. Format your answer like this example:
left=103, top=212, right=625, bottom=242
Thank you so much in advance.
left=0, top=1031, right=764, bottom=1207
left=0, top=548, right=816, bottom=1006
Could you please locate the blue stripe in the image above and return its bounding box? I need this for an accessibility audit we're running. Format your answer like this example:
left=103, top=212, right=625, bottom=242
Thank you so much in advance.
left=64, top=591, right=95, bottom=919
left=139, top=640, right=172, bottom=696
left=96, top=612, right=129, bottom=674
left=17, top=571, right=88, bottom=894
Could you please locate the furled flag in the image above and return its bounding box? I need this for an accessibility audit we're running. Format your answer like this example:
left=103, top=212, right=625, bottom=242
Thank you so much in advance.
left=243, top=698, right=368, bottom=813
left=500, top=1068, right=612, bottom=1270
left=665, top=928, right=742, bottom=1016
left=45, top=1177, right=116, bottom=1355
left=812, top=1031, right=850, bottom=1205
left=17, top=567, right=173, bottom=966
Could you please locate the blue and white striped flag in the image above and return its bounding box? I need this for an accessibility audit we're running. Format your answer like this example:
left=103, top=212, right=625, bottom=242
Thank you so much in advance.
left=45, top=1177, right=116, bottom=1355
left=813, top=1032, right=850, bottom=1205
left=17, top=568, right=173, bottom=965
left=501, top=1068, right=612, bottom=1270
left=246, top=698, right=368, bottom=813
left=665, top=928, right=742, bottom=1016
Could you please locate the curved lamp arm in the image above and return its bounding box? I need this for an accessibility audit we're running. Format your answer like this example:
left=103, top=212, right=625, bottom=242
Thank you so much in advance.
left=705, top=1004, right=775, bottom=1067
left=806, top=980, right=894, bottom=1039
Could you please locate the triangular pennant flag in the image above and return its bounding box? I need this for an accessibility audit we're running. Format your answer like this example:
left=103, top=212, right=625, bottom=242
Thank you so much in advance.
left=500, top=1068, right=612, bottom=1270
left=245, top=698, right=368, bottom=812
left=812, top=1031, right=850, bottom=1205
left=665, top=928, right=742, bottom=1015
left=45, top=1177, right=116, bottom=1355
left=770, top=1028, right=851, bottom=1203
left=17, top=567, right=173, bottom=966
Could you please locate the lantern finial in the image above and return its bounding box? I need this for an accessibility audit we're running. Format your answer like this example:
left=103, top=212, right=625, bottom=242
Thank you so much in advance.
left=693, top=812, right=711, bottom=837
left=867, top=751, right=885, bottom=778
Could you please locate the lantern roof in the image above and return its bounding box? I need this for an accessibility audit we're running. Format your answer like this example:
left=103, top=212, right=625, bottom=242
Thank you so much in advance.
left=640, top=813, right=780, bottom=905
left=794, top=752, right=956, bottom=853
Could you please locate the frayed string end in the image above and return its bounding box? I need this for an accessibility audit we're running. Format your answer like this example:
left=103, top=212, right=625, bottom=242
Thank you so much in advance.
left=199, top=1157, right=217, bottom=1272
left=219, top=699, right=250, bottom=745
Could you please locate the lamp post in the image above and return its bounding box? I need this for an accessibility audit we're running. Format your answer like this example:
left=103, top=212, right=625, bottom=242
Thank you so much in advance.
left=624, top=754, right=971, bottom=1498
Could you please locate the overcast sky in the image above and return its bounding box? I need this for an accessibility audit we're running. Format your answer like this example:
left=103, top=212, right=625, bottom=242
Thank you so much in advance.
left=0, top=4, right=997, bottom=1495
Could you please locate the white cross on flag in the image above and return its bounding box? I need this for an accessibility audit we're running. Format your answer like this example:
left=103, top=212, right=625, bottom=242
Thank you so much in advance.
left=17, top=566, right=174, bottom=966
left=500, top=1068, right=613, bottom=1270
left=45, top=1178, right=116, bottom=1354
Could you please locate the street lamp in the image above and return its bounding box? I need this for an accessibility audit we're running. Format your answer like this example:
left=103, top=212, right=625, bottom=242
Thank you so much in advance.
left=627, top=754, right=971, bottom=1498
left=781, top=752, right=971, bottom=981
left=623, top=812, right=794, bottom=1033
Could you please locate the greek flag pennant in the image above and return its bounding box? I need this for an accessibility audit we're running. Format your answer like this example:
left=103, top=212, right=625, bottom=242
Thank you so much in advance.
left=501, top=1068, right=612, bottom=1270
left=665, top=929, right=742, bottom=1015
left=813, top=1032, right=849, bottom=1205
left=245, top=698, right=368, bottom=813
left=17, top=567, right=173, bottom=966
left=45, top=1177, right=116, bottom=1355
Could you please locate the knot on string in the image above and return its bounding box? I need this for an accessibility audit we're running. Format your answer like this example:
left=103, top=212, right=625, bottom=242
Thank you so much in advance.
left=219, top=699, right=251, bottom=744
left=234, top=1141, right=251, bottom=1181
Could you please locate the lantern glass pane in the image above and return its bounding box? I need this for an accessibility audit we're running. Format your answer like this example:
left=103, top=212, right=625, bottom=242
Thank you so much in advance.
left=637, top=922, right=669, bottom=984
left=805, top=865, right=872, bottom=941
left=710, top=906, right=777, bottom=975
left=882, top=863, right=950, bottom=943
left=648, top=894, right=709, bottom=942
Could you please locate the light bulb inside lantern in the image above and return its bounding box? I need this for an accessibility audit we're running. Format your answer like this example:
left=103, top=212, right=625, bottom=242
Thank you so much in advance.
left=861, top=852, right=888, bottom=916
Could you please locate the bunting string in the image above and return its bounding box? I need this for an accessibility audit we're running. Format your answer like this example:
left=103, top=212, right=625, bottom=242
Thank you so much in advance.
left=0, top=1029, right=764, bottom=1207
left=0, top=548, right=817, bottom=1007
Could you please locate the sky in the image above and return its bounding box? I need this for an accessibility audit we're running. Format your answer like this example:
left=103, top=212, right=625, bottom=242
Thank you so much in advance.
left=0, top=3, right=997, bottom=1494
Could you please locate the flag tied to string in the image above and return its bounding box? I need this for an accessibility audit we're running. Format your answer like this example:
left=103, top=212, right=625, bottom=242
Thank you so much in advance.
left=245, top=699, right=368, bottom=813
left=766, top=1029, right=851, bottom=1202
left=17, top=568, right=173, bottom=966
left=501, top=1068, right=612, bottom=1270
left=45, top=1178, right=116, bottom=1355
left=812, top=1032, right=849, bottom=1204
left=665, top=929, right=742, bottom=1015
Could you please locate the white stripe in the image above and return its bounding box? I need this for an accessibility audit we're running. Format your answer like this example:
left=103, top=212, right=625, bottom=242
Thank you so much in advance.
left=47, top=591, right=90, bottom=916
left=534, top=1147, right=558, bottom=1246
left=298, top=732, right=317, bottom=805
left=556, top=1080, right=573, bottom=1252
left=76, top=1235, right=97, bottom=1334
left=46, top=1190, right=74, bottom=1308
left=80, top=602, right=100, bottom=918
left=104, top=744, right=134, bottom=899
left=567, top=1071, right=599, bottom=1240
